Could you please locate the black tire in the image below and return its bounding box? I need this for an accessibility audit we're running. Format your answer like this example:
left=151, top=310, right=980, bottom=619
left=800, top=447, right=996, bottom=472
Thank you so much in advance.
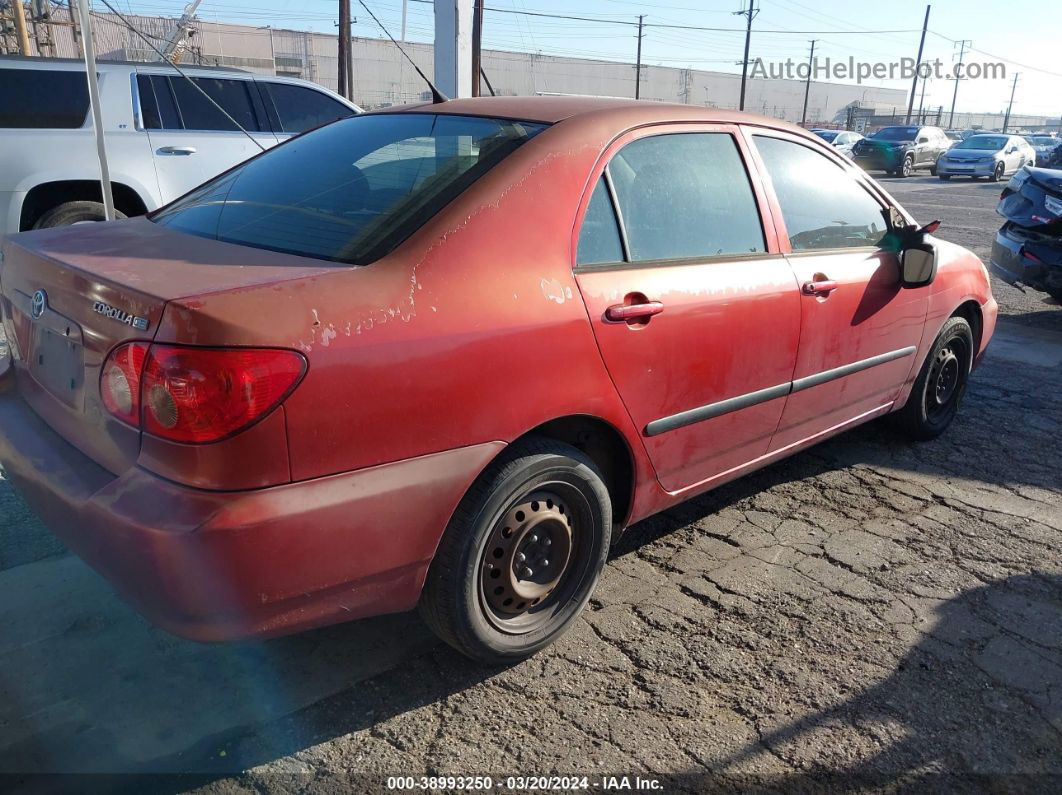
left=419, top=438, right=612, bottom=664
left=1046, top=288, right=1062, bottom=304
left=929, top=164, right=938, bottom=176
left=890, top=316, right=974, bottom=441
left=33, top=201, right=126, bottom=229
left=989, top=162, right=1005, bottom=182
left=938, top=174, right=952, bottom=181
left=900, top=155, right=914, bottom=178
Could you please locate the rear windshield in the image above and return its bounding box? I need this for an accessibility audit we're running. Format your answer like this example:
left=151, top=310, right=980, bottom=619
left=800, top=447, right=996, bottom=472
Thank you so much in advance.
left=0, top=68, right=89, bottom=128
left=151, top=113, right=547, bottom=264
left=813, top=130, right=839, bottom=142
left=955, top=136, right=1008, bottom=150
left=870, top=127, right=919, bottom=141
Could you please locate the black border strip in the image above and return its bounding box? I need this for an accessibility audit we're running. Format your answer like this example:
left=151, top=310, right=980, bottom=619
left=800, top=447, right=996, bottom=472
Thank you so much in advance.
left=645, top=382, right=790, bottom=437
left=790, top=346, right=916, bottom=393
left=643, top=346, right=917, bottom=437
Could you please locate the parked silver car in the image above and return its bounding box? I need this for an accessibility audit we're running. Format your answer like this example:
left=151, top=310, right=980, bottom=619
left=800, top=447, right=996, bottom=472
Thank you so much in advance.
left=0, top=55, right=360, bottom=235
left=811, top=128, right=863, bottom=156
left=936, top=134, right=1036, bottom=181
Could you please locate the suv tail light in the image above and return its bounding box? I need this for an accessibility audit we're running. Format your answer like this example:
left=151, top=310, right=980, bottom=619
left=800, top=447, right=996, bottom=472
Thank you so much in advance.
left=101, top=343, right=307, bottom=443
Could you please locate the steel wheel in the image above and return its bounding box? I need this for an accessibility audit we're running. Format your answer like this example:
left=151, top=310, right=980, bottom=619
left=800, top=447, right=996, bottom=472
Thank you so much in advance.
left=420, top=438, right=612, bottom=663
left=890, top=315, right=974, bottom=441
left=925, top=340, right=966, bottom=424
left=479, top=487, right=584, bottom=632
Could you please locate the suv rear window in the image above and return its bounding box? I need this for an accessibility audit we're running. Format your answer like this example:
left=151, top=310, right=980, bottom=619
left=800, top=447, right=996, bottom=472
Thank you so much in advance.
left=0, top=68, right=89, bottom=128
left=151, top=113, right=547, bottom=264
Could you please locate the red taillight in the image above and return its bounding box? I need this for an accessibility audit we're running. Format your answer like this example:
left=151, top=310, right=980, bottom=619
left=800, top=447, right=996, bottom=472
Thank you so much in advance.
left=100, top=344, right=306, bottom=443
left=100, top=342, right=148, bottom=425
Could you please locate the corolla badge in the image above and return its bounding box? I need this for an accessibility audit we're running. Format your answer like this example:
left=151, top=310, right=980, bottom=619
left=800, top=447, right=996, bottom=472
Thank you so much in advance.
left=31, top=290, right=47, bottom=319
left=92, top=300, right=150, bottom=331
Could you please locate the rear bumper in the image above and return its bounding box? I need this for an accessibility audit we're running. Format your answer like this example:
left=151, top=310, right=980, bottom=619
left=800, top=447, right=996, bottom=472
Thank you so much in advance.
left=0, top=378, right=503, bottom=641
left=990, top=227, right=1062, bottom=296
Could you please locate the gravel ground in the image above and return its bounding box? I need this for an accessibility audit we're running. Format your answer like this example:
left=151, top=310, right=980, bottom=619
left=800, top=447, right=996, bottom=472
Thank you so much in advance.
left=2, top=176, right=1061, bottom=793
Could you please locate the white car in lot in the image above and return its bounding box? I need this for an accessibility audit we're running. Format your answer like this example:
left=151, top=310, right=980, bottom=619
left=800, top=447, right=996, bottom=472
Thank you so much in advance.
left=0, top=55, right=359, bottom=235
left=936, top=133, right=1037, bottom=182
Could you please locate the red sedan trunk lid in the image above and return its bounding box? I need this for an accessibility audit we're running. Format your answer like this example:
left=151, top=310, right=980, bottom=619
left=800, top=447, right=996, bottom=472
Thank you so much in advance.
left=0, top=218, right=332, bottom=475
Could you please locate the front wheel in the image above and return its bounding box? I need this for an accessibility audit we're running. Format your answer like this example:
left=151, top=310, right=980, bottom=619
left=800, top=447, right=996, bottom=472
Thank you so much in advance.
left=419, top=438, right=612, bottom=664
left=938, top=174, right=952, bottom=181
left=990, top=162, right=1005, bottom=182
left=890, top=316, right=974, bottom=441
left=929, top=164, right=938, bottom=176
left=900, top=155, right=914, bottom=178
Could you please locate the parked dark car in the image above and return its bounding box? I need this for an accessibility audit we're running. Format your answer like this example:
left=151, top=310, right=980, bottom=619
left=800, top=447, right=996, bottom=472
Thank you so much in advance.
left=852, top=125, right=952, bottom=177
left=992, top=166, right=1062, bottom=302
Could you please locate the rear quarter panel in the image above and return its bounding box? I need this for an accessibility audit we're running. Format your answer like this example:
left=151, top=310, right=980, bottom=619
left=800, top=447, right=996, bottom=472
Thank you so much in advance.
left=154, top=120, right=659, bottom=517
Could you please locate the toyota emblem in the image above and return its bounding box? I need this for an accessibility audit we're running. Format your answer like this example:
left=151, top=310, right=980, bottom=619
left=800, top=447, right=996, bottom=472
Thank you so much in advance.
left=31, top=290, right=47, bottom=320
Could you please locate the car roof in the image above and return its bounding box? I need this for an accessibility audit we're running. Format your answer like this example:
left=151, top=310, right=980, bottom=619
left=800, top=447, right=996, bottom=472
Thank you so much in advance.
left=374, top=95, right=812, bottom=134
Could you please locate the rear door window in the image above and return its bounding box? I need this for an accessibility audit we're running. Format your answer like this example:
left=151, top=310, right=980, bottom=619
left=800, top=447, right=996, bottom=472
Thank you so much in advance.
left=0, top=68, right=89, bottom=128
left=261, top=82, right=354, bottom=133
left=576, top=177, right=625, bottom=266
left=607, top=133, right=765, bottom=262
left=168, top=76, right=264, bottom=132
left=753, top=135, right=887, bottom=251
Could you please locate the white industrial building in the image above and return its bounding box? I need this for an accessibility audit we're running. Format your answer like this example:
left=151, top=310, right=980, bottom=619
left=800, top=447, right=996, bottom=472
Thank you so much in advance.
left=2, top=7, right=919, bottom=125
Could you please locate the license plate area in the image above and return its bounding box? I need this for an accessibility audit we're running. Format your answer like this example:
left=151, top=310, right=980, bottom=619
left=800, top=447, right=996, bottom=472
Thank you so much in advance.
left=30, top=323, right=85, bottom=409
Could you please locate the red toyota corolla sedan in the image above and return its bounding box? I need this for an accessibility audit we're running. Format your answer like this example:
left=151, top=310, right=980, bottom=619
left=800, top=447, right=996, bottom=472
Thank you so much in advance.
left=0, top=97, right=996, bottom=662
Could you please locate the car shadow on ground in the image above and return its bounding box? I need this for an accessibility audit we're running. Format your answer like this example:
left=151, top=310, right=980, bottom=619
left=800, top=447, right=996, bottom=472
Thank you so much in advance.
left=663, top=573, right=1062, bottom=790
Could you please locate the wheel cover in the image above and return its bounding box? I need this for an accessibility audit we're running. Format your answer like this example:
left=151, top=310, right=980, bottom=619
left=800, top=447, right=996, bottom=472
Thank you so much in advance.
left=903, top=157, right=913, bottom=176
left=925, top=340, right=966, bottom=422
left=480, top=489, right=578, bottom=627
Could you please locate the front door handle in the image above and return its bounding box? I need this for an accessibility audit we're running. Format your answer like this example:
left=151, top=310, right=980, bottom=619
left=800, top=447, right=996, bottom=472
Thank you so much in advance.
left=156, top=146, right=197, bottom=155
left=605, top=301, right=664, bottom=322
left=802, top=279, right=838, bottom=296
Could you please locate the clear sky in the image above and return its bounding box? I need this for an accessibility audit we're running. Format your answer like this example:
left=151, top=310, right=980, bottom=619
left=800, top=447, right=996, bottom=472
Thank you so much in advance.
left=115, top=0, right=1061, bottom=119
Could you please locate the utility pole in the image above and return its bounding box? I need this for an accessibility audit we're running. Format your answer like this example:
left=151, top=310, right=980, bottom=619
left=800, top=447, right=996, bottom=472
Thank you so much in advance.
left=734, top=0, right=757, bottom=111
left=471, top=0, right=483, bottom=96
left=634, top=14, right=644, bottom=100
left=337, top=0, right=350, bottom=99
left=161, top=0, right=202, bottom=63
left=12, top=0, right=31, bottom=55
left=800, top=39, right=816, bottom=126
left=401, top=0, right=408, bottom=40
left=1002, top=72, right=1019, bottom=133
left=74, top=0, right=114, bottom=221
left=917, top=75, right=929, bottom=123
left=905, top=4, right=930, bottom=124
left=948, top=38, right=970, bottom=128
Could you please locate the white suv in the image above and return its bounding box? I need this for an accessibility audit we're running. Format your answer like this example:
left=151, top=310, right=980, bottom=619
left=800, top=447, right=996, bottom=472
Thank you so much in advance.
left=0, top=55, right=360, bottom=234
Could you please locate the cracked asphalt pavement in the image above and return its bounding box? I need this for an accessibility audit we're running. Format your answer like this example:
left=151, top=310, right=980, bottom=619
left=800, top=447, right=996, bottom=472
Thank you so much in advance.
left=1, top=176, right=1061, bottom=792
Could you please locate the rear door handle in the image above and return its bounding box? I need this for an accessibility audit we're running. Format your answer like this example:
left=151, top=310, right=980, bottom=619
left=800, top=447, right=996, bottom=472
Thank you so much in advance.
left=802, top=279, right=838, bottom=296
left=156, top=146, right=197, bottom=155
left=605, top=301, right=664, bottom=322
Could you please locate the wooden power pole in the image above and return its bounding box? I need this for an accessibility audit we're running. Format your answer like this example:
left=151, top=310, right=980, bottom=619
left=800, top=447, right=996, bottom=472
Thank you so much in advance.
left=338, top=0, right=350, bottom=99
left=12, top=0, right=32, bottom=55
left=471, top=0, right=483, bottom=97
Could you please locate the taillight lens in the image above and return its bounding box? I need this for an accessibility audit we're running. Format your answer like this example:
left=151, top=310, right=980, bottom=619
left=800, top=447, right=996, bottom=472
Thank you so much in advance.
left=100, top=344, right=307, bottom=443
left=100, top=341, right=148, bottom=425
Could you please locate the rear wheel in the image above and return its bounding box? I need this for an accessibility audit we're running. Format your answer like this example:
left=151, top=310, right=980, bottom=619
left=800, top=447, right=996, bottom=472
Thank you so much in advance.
left=890, top=316, right=974, bottom=441
left=33, top=201, right=126, bottom=229
left=929, top=164, right=938, bottom=176
left=938, top=174, right=952, bottom=181
left=419, top=438, right=612, bottom=664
